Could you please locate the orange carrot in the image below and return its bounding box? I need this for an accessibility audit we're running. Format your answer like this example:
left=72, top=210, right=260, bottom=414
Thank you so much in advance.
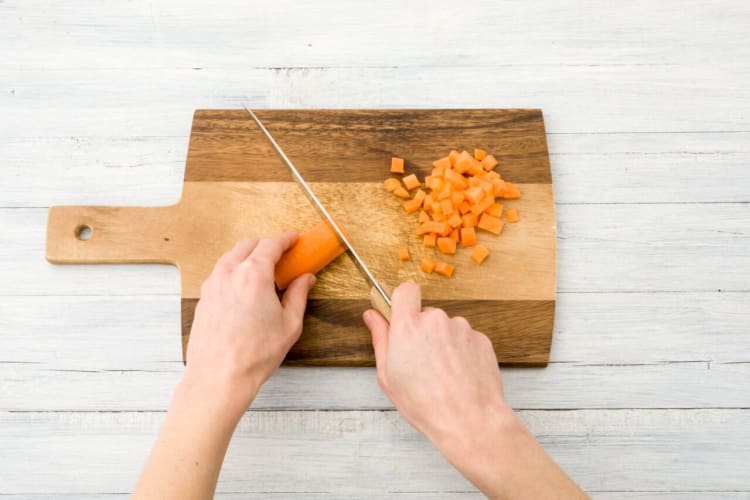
left=454, top=151, right=474, bottom=174
left=403, top=197, right=422, bottom=214
left=470, top=245, right=490, bottom=265
left=451, top=189, right=464, bottom=206
left=470, top=196, right=494, bottom=215
left=461, top=212, right=478, bottom=228
left=460, top=226, right=477, bottom=247
left=440, top=198, right=454, bottom=216
left=391, top=157, right=405, bottom=174
left=274, top=220, right=346, bottom=290
left=506, top=207, right=520, bottom=222
left=474, top=148, right=487, bottom=161
left=433, top=156, right=452, bottom=170
left=417, top=221, right=452, bottom=236
left=464, top=186, right=485, bottom=205
left=449, top=228, right=459, bottom=242
left=420, top=257, right=436, bottom=273
left=398, top=247, right=410, bottom=261
left=477, top=213, right=504, bottom=235
left=434, top=261, right=455, bottom=277
left=448, top=213, right=463, bottom=228
left=436, top=183, right=452, bottom=201
left=444, top=168, right=468, bottom=189
left=437, top=237, right=457, bottom=255
left=402, top=173, right=421, bottom=190
left=418, top=210, right=430, bottom=223
left=499, top=182, right=521, bottom=199
left=423, top=233, right=437, bottom=248
left=384, top=178, right=401, bottom=192
left=448, top=150, right=460, bottom=166
left=393, top=186, right=410, bottom=199
left=486, top=203, right=504, bottom=218
left=458, top=201, right=471, bottom=215
left=481, top=154, right=498, bottom=171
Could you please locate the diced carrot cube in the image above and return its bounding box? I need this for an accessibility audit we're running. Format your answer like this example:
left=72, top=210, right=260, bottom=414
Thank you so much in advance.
left=500, top=182, right=521, bottom=199
left=428, top=176, right=444, bottom=191
left=444, top=168, right=468, bottom=189
left=481, top=154, right=498, bottom=171
left=451, top=189, right=464, bottom=206
left=470, top=196, right=494, bottom=215
left=384, top=178, right=401, bottom=192
left=437, top=237, right=457, bottom=255
left=449, top=228, right=460, bottom=242
left=417, top=221, right=452, bottom=236
left=393, top=186, right=410, bottom=199
left=448, top=150, right=460, bottom=166
left=506, top=207, right=520, bottom=222
left=458, top=201, right=471, bottom=215
left=440, top=198, right=454, bottom=216
left=432, top=157, right=452, bottom=170
left=454, top=151, right=474, bottom=174
left=436, top=183, right=453, bottom=201
left=486, top=203, right=504, bottom=218
left=398, top=247, right=410, bottom=261
left=460, top=226, right=477, bottom=247
left=391, top=157, right=405, bottom=174
left=420, top=257, right=436, bottom=273
left=461, top=212, right=478, bottom=228
left=474, top=148, right=487, bottom=161
left=477, top=213, right=504, bottom=235
left=402, top=174, right=421, bottom=191
left=423, top=233, right=437, bottom=248
left=448, top=213, right=463, bottom=228
left=434, top=261, right=455, bottom=277
left=471, top=245, right=490, bottom=265
left=464, top=186, right=485, bottom=205
left=418, top=210, right=430, bottom=223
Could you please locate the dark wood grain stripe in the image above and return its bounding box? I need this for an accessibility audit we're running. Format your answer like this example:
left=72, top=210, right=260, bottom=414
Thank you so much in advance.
left=184, top=109, right=552, bottom=184
left=182, top=298, right=553, bottom=366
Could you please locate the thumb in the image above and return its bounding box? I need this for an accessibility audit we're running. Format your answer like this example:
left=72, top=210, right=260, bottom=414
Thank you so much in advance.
left=281, top=273, right=316, bottom=334
left=363, top=309, right=390, bottom=364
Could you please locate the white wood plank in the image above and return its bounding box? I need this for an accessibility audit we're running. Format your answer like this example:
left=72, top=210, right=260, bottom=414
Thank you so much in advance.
left=1, top=410, right=748, bottom=494
left=3, top=133, right=750, bottom=207
left=3, top=360, right=749, bottom=411
left=2, top=0, right=748, bottom=69
left=3, top=203, right=747, bottom=295
left=1, top=293, right=748, bottom=369
left=3, top=64, right=749, bottom=137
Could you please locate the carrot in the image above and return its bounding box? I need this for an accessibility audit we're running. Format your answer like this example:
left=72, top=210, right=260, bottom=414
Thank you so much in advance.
left=423, top=194, right=434, bottom=211
left=274, top=220, right=346, bottom=290
left=460, top=226, right=477, bottom=247
left=506, top=207, right=520, bottom=222
left=418, top=210, right=430, bottom=223
left=434, top=261, right=455, bottom=277
left=433, top=156, right=452, bottom=170
left=440, top=198, right=454, bottom=216
left=474, top=148, right=487, bottom=161
left=448, top=213, right=463, bottom=228
left=420, top=257, right=436, bottom=273
left=403, top=197, right=422, bottom=214
left=398, top=247, right=411, bottom=261
left=481, top=154, right=498, bottom=171
left=451, top=189, right=464, bottom=206
left=436, top=183, right=452, bottom=201
left=477, top=213, right=504, bottom=235
left=391, top=157, right=405, bottom=174
left=444, top=168, right=468, bottom=189
left=402, top=173, right=421, bottom=190
left=499, top=182, right=521, bottom=199
left=454, top=151, right=474, bottom=174
left=417, top=221, right=452, bottom=236
left=470, top=245, right=490, bottom=265
left=464, top=186, right=485, bottom=205
left=470, top=196, right=494, bottom=215
left=458, top=201, right=471, bottom=215
left=393, top=186, right=410, bottom=199
left=448, top=150, right=460, bottom=166
left=384, top=178, right=401, bottom=192
left=427, top=176, right=444, bottom=191
left=437, top=237, right=457, bottom=255
left=461, top=212, right=478, bottom=228
left=449, top=228, right=459, bottom=242
left=486, top=203, right=504, bottom=218
left=423, top=233, right=437, bottom=248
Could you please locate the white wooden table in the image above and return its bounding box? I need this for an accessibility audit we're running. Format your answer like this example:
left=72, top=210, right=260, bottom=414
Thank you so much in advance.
left=1, top=1, right=749, bottom=497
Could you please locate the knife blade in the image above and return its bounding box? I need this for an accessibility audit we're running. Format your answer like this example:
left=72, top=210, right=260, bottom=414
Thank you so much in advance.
left=244, top=106, right=392, bottom=320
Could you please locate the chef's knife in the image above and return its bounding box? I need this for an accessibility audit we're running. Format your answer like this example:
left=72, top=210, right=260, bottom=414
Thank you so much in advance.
left=244, top=106, right=392, bottom=321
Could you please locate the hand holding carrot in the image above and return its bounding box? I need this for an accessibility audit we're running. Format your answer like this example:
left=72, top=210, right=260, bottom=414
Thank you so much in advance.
left=363, top=282, right=587, bottom=499
left=183, top=232, right=316, bottom=419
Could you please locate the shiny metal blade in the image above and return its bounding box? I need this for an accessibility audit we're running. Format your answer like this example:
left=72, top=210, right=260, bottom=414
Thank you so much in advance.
left=244, top=106, right=391, bottom=307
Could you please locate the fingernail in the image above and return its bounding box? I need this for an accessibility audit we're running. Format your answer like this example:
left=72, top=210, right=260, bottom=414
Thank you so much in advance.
left=308, top=274, right=317, bottom=286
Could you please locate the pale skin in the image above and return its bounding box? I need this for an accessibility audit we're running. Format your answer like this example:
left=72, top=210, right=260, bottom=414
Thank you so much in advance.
left=133, top=233, right=587, bottom=499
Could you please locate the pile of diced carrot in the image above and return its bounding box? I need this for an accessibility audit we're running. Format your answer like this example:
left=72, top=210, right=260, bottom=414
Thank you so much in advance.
left=385, top=149, right=521, bottom=278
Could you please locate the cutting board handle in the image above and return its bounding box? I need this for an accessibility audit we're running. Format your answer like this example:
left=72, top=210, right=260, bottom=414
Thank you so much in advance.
left=46, top=205, right=178, bottom=264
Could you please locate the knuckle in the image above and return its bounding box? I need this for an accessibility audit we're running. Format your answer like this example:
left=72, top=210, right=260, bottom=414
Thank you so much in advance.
left=452, top=315, right=471, bottom=330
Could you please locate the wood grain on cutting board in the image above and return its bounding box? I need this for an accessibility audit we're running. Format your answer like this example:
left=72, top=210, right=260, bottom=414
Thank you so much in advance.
left=46, top=109, right=556, bottom=365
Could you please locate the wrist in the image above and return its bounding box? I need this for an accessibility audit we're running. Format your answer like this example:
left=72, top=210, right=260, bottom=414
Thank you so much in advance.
left=177, top=369, right=259, bottom=423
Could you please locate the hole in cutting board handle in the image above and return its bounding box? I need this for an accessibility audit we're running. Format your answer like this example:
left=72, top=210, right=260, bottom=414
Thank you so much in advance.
left=75, top=224, right=92, bottom=241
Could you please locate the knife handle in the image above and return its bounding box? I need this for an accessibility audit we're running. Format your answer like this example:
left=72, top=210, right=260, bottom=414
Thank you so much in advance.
left=369, top=287, right=392, bottom=323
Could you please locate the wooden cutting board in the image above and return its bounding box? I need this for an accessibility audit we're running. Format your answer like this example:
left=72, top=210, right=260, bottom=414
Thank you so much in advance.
left=46, top=109, right=556, bottom=366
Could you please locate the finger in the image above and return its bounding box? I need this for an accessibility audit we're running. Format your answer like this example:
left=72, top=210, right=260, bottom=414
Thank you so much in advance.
left=216, top=238, right=259, bottom=270
left=390, top=282, right=422, bottom=318
left=281, top=273, right=316, bottom=331
left=363, top=308, right=390, bottom=364
left=248, top=231, right=298, bottom=266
